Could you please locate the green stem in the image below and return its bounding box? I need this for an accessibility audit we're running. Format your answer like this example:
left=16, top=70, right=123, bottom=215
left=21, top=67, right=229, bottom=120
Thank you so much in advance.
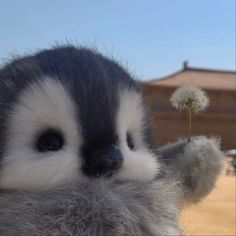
left=188, top=107, right=192, bottom=142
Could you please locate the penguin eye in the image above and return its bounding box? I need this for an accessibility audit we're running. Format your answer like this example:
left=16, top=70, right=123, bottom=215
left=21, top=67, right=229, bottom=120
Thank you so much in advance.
left=35, top=129, right=64, bottom=152
left=126, top=133, right=135, bottom=150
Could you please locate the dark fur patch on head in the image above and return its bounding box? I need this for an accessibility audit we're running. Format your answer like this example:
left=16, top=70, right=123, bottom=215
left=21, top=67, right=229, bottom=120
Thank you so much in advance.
left=0, top=46, right=151, bottom=164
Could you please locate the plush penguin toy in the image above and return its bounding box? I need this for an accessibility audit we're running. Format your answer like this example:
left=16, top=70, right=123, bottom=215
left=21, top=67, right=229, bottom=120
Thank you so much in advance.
left=0, top=46, right=222, bottom=236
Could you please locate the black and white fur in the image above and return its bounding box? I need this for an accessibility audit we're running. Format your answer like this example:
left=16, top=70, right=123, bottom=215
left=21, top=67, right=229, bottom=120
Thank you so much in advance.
left=0, top=46, right=158, bottom=190
left=0, top=46, right=223, bottom=235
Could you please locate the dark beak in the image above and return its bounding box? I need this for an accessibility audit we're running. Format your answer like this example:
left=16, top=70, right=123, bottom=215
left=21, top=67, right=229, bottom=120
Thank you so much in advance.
left=82, top=145, right=124, bottom=178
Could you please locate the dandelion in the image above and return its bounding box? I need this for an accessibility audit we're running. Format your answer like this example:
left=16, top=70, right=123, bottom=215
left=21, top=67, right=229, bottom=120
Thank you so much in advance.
left=170, top=85, right=209, bottom=142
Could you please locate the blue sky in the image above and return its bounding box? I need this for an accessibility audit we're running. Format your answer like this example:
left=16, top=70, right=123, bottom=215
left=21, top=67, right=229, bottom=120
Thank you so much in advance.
left=0, top=0, right=235, bottom=79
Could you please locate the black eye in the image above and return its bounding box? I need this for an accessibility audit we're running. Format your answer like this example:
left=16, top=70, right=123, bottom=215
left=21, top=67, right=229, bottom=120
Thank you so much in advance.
left=126, top=133, right=135, bottom=150
left=35, top=129, right=64, bottom=152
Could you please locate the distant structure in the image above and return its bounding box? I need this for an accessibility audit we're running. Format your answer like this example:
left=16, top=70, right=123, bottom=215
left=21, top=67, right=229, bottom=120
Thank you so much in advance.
left=143, top=63, right=236, bottom=150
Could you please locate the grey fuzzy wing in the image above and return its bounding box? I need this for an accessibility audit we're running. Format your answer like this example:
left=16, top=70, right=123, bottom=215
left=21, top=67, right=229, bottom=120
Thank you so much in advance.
left=158, top=136, right=223, bottom=203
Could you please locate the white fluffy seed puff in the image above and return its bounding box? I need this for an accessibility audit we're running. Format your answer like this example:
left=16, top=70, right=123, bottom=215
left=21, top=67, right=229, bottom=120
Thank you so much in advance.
left=170, top=85, right=209, bottom=112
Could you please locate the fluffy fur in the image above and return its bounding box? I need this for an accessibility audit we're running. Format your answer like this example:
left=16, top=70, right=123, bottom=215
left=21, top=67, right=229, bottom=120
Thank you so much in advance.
left=115, top=89, right=159, bottom=181
left=0, top=79, right=81, bottom=189
left=0, top=47, right=159, bottom=190
left=158, top=136, right=223, bottom=203
left=0, top=136, right=223, bottom=235
left=0, top=46, right=223, bottom=235
left=0, top=180, right=182, bottom=236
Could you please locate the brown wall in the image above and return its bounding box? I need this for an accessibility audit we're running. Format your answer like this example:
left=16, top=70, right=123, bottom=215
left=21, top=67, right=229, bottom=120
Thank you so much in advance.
left=143, top=84, right=236, bottom=150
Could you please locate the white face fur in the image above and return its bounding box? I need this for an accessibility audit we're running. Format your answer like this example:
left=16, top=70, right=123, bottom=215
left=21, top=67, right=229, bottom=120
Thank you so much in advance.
left=0, top=78, right=159, bottom=190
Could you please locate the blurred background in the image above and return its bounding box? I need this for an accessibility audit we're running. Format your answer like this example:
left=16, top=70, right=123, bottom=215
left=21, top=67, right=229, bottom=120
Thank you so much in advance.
left=0, top=1, right=235, bottom=235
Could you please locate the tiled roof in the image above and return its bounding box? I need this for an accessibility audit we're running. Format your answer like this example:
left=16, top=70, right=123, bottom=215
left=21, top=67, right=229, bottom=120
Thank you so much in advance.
left=148, top=67, right=236, bottom=91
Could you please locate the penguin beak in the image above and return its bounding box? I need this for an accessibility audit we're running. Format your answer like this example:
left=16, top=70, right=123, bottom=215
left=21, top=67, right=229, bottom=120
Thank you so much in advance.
left=82, top=145, right=124, bottom=177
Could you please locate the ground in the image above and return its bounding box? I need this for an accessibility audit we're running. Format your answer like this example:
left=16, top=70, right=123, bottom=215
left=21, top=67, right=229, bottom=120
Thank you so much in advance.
left=180, top=161, right=236, bottom=235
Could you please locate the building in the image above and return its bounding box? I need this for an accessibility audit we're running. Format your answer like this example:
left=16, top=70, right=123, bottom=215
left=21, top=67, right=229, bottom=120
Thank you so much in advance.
left=143, top=63, right=236, bottom=150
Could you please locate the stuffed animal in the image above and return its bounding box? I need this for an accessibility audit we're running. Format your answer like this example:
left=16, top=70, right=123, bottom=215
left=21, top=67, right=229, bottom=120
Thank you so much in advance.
left=0, top=46, right=223, bottom=236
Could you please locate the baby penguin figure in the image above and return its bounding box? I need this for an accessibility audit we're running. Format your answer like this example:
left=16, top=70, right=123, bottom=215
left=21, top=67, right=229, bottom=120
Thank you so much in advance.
left=0, top=46, right=223, bottom=236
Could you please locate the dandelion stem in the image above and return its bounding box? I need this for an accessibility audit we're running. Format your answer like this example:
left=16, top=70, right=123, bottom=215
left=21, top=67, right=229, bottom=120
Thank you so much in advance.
left=188, top=107, right=192, bottom=142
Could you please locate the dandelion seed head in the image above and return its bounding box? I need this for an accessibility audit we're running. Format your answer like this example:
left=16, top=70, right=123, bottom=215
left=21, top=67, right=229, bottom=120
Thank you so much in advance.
left=170, top=86, right=209, bottom=112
